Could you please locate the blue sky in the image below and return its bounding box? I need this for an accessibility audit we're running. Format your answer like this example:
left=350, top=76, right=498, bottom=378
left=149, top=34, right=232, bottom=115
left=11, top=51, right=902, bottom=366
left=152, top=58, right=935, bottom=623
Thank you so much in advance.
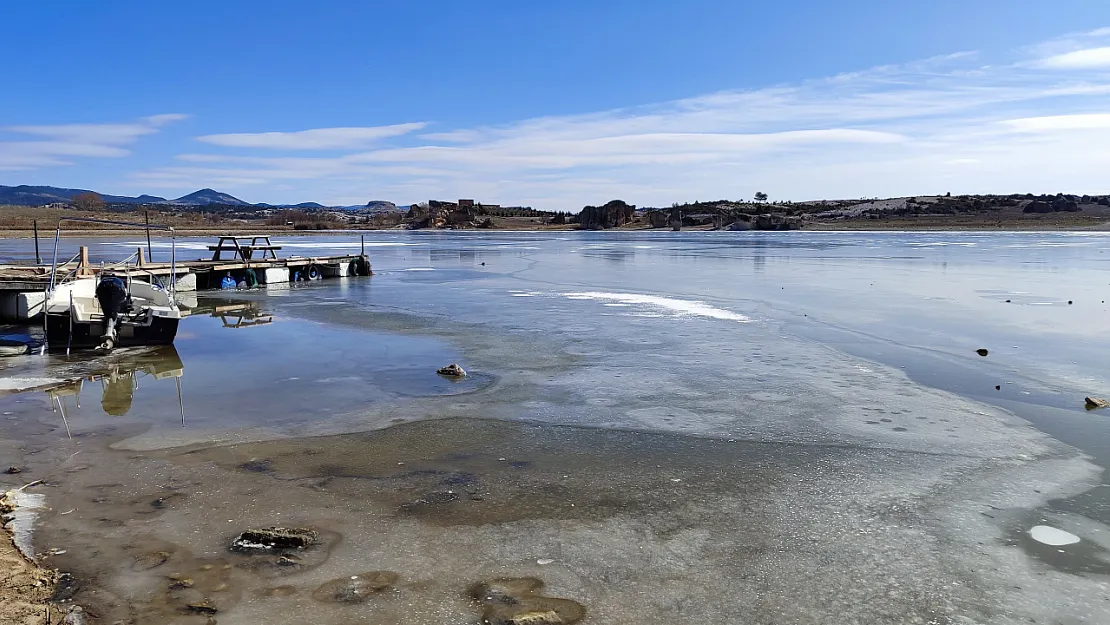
left=4, top=1, right=1110, bottom=208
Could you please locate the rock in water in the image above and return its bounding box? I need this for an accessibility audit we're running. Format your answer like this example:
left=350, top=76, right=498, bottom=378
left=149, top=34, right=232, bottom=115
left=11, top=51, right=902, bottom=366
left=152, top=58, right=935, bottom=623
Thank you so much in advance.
left=230, top=527, right=317, bottom=552
left=1085, top=397, right=1109, bottom=410
left=311, top=571, right=398, bottom=603
left=437, top=363, right=467, bottom=377
left=976, top=348, right=989, bottom=357
left=470, top=578, right=586, bottom=625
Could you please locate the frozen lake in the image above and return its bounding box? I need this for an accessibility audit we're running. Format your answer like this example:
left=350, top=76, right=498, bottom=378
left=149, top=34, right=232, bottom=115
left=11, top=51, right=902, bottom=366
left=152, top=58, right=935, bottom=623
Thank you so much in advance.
left=1, top=230, right=1108, bottom=624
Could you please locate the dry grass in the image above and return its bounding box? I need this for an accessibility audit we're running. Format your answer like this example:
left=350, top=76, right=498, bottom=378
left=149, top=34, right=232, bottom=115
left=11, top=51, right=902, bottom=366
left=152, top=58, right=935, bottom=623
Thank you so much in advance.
left=0, top=205, right=289, bottom=236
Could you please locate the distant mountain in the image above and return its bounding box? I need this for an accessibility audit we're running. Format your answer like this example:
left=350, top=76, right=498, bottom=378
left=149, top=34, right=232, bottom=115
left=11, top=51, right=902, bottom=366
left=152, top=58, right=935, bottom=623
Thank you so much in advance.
left=0, top=183, right=393, bottom=210
left=0, top=185, right=167, bottom=206
left=173, top=188, right=249, bottom=206
left=365, top=200, right=398, bottom=212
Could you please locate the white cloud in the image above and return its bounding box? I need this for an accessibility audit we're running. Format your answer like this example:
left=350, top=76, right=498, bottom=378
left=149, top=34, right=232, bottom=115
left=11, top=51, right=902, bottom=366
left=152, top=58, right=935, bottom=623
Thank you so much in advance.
left=1001, top=113, right=1110, bottom=131
left=128, top=28, right=1110, bottom=207
left=0, top=114, right=187, bottom=171
left=196, top=122, right=428, bottom=150
left=1034, top=46, right=1110, bottom=70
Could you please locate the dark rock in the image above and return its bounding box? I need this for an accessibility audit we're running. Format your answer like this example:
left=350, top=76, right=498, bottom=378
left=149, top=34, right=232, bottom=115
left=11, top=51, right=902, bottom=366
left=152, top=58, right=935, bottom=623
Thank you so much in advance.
left=976, top=349, right=989, bottom=357
left=3, top=466, right=22, bottom=474
left=239, top=458, right=273, bottom=473
left=1023, top=200, right=1053, bottom=214
left=995, top=385, right=1001, bottom=391
left=311, top=571, right=398, bottom=603
left=437, top=363, right=467, bottom=377
left=1054, top=199, right=1080, bottom=212
left=50, top=572, right=80, bottom=602
left=231, top=527, right=318, bottom=552
left=578, top=200, right=635, bottom=230
left=644, top=210, right=669, bottom=228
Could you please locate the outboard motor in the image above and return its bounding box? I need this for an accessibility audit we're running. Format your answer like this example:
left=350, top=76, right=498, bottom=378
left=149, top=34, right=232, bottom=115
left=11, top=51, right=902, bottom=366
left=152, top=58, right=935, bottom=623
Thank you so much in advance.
left=95, top=273, right=129, bottom=350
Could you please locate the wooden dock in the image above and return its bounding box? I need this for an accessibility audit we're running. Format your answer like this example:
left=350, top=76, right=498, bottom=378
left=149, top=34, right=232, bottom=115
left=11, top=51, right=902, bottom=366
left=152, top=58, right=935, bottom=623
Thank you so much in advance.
left=0, top=235, right=372, bottom=321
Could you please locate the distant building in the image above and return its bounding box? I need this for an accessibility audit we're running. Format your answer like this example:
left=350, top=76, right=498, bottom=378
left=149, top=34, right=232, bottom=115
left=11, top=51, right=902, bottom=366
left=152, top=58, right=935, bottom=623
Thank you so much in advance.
left=478, top=203, right=501, bottom=211
left=40, top=202, right=70, bottom=209
left=458, top=199, right=475, bottom=207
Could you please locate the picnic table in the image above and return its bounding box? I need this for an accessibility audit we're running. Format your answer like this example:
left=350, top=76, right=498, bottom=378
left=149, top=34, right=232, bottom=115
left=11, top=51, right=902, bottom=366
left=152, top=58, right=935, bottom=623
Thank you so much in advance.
left=208, top=235, right=282, bottom=261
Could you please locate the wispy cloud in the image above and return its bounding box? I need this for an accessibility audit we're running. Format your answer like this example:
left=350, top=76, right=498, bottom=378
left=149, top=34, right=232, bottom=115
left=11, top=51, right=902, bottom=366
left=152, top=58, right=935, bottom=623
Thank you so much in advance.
left=196, top=122, right=428, bottom=150
left=128, top=27, right=1110, bottom=206
left=1001, top=113, right=1110, bottom=131
left=1033, top=46, right=1110, bottom=70
left=0, top=114, right=187, bottom=171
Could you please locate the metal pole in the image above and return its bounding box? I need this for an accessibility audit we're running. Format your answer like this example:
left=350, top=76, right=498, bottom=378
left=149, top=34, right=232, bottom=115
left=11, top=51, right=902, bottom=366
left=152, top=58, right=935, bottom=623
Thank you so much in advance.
left=170, top=231, right=176, bottom=298
left=33, top=220, right=41, bottom=264
left=361, top=234, right=365, bottom=256
left=49, top=227, right=61, bottom=290
left=43, top=226, right=62, bottom=354
left=145, top=211, right=153, bottom=263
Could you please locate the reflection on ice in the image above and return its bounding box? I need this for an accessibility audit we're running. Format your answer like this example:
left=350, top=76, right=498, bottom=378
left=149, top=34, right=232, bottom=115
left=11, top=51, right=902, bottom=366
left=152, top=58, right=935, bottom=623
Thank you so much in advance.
left=44, top=346, right=185, bottom=430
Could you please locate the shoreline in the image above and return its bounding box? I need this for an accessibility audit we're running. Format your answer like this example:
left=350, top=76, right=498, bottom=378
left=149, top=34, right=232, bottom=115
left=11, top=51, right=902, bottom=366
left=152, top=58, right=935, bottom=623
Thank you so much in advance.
left=0, top=487, right=65, bottom=625
left=2, top=222, right=1110, bottom=239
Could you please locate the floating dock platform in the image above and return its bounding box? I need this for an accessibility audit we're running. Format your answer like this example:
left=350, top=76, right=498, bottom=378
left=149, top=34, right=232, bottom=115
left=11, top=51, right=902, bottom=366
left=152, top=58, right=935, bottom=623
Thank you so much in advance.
left=0, top=235, right=372, bottom=322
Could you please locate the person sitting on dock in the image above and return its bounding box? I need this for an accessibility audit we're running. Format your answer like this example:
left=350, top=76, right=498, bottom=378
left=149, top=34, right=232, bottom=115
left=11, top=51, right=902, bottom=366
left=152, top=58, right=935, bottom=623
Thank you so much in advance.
left=221, top=272, right=236, bottom=290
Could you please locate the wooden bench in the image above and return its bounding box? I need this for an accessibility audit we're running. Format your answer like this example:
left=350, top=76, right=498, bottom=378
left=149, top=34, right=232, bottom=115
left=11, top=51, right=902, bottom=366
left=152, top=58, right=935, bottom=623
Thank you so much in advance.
left=208, top=236, right=282, bottom=261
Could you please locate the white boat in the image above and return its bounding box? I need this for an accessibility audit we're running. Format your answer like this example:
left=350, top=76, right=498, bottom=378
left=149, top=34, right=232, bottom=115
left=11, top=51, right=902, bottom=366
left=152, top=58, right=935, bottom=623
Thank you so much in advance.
left=45, top=274, right=181, bottom=349
left=44, top=217, right=182, bottom=351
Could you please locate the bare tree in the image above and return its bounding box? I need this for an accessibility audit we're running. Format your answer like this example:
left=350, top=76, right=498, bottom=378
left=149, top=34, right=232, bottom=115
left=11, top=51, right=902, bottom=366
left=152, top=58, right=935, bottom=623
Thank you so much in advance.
left=73, top=192, right=106, bottom=212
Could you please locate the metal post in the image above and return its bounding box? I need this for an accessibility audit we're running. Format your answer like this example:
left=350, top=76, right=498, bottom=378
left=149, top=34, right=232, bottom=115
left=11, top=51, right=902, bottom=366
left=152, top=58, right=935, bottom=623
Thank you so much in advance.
left=33, top=220, right=41, bottom=264
left=43, top=227, right=62, bottom=354
left=145, top=211, right=153, bottom=263
left=361, top=234, right=365, bottom=256
left=170, top=231, right=176, bottom=298
left=49, top=227, right=61, bottom=290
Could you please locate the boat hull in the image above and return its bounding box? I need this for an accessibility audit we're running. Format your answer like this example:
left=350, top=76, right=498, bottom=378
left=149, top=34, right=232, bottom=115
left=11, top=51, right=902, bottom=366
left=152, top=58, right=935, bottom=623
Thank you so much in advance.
left=45, top=313, right=179, bottom=349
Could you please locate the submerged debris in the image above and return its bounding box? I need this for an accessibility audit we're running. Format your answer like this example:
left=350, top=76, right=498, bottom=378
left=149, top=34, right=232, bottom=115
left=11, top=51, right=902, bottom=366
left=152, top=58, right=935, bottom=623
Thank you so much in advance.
left=437, top=363, right=467, bottom=377
left=311, top=571, right=398, bottom=603
left=469, top=577, right=586, bottom=625
left=61, top=606, right=87, bottom=625
left=1085, top=397, right=1109, bottom=410
left=975, top=348, right=989, bottom=357
left=132, top=550, right=172, bottom=571
left=230, top=527, right=317, bottom=552
left=185, top=601, right=219, bottom=615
